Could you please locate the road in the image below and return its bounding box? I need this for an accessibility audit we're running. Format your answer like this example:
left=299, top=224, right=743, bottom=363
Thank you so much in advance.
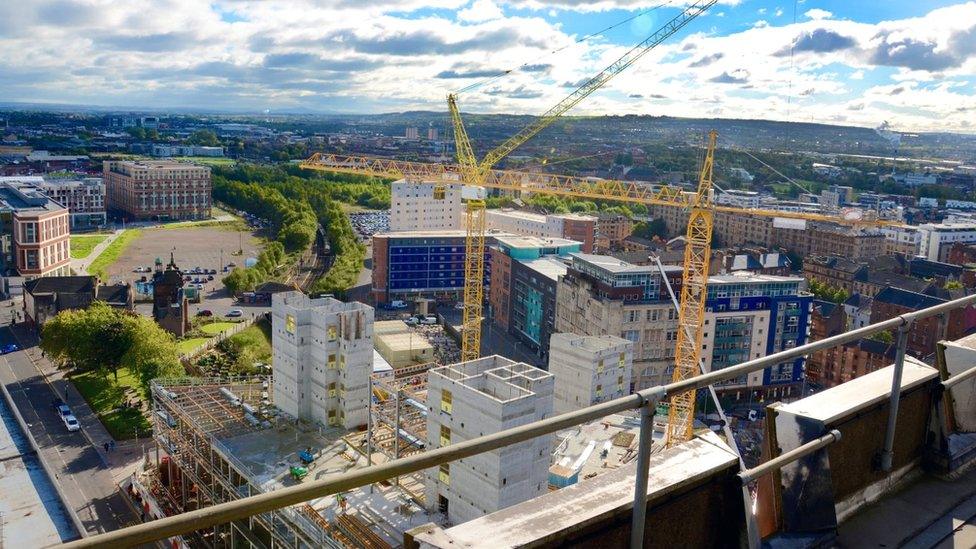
left=0, top=322, right=135, bottom=536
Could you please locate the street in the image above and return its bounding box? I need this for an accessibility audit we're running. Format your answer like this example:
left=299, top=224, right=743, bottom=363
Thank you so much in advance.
left=0, top=322, right=136, bottom=536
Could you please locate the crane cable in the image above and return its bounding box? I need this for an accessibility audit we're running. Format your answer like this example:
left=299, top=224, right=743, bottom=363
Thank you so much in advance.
left=454, top=0, right=677, bottom=95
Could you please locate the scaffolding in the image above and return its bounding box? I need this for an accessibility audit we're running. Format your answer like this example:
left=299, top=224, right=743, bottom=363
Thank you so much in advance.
left=150, top=377, right=343, bottom=549
left=361, top=362, right=436, bottom=503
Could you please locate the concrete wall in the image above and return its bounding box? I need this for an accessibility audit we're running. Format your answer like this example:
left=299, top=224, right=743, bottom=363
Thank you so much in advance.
left=391, top=181, right=462, bottom=232
left=549, top=333, right=633, bottom=414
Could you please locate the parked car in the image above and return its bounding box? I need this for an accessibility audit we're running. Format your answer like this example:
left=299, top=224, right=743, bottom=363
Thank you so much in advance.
left=196, top=309, right=213, bottom=317
left=226, top=309, right=244, bottom=318
left=208, top=269, right=217, bottom=275
left=420, top=315, right=438, bottom=325
left=1, top=343, right=18, bottom=354
left=56, top=403, right=72, bottom=418
left=62, top=414, right=80, bottom=432
left=52, top=397, right=65, bottom=410
left=207, top=275, right=214, bottom=281
left=389, top=300, right=408, bottom=309
left=404, top=316, right=419, bottom=326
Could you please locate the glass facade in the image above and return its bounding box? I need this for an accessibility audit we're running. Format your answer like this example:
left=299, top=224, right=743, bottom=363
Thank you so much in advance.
left=387, top=236, right=491, bottom=293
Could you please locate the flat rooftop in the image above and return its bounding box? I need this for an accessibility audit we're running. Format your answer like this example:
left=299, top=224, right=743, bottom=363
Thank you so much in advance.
left=707, top=271, right=804, bottom=284
left=551, top=413, right=665, bottom=483
left=432, top=355, right=552, bottom=404
left=494, top=235, right=580, bottom=249
left=375, top=230, right=513, bottom=239
left=550, top=333, right=630, bottom=353
left=570, top=252, right=656, bottom=274
left=521, top=257, right=569, bottom=282
left=0, top=181, right=67, bottom=213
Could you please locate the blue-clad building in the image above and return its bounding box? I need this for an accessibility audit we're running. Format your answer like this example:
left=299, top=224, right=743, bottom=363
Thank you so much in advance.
left=703, top=273, right=812, bottom=399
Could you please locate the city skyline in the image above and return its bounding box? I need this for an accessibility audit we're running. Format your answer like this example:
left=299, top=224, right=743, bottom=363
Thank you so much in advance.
left=0, top=1, right=974, bottom=133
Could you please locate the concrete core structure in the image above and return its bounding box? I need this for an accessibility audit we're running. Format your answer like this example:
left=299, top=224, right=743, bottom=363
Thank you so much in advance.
left=390, top=180, right=462, bottom=232
left=272, top=292, right=374, bottom=429
left=425, top=355, right=554, bottom=526
left=548, top=333, right=633, bottom=414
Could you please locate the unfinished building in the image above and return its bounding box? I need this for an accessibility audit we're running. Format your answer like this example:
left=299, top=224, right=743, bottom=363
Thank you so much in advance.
left=424, top=356, right=554, bottom=526
left=149, top=377, right=416, bottom=548
left=548, top=333, right=633, bottom=414
left=272, top=292, right=374, bottom=429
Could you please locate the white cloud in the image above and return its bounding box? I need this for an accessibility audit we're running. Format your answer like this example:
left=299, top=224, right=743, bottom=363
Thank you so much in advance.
left=775, top=7, right=783, bottom=17
left=850, top=70, right=864, bottom=80
left=804, top=8, right=832, bottom=20
left=458, top=0, right=504, bottom=22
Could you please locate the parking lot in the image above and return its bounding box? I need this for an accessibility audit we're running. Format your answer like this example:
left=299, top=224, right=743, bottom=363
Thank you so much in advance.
left=102, top=226, right=267, bottom=318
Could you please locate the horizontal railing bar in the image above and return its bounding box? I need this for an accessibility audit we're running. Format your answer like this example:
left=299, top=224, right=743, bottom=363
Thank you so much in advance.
left=738, top=430, right=841, bottom=485
left=943, top=364, right=976, bottom=389
left=62, top=292, right=976, bottom=548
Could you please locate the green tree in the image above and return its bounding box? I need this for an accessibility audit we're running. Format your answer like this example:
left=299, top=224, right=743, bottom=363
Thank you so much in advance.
left=870, top=330, right=894, bottom=344
left=187, top=129, right=221, bottom=146
left=40, top=303, right=181, bottom=391
left=945, top=280, right=964, bottom=290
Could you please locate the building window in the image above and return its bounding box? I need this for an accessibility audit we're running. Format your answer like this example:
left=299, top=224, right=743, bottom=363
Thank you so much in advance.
left=441, top=389, right=453, bottom=414
left=439, top=464, right=450, bottom=485
left=440, top=425, right=451, bottom=446
left=328, top=354, right=337, bottom=369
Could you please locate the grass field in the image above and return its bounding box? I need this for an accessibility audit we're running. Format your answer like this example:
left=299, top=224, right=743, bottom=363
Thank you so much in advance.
left=224, top=320, right=272, bottom=364
left=70, top=234, right=108, bottom=259
left=200, top=321, right=238, bottom=335
left=88, top=229, right=142, bottom=278
left=70, top=367, right=151, bottom=440
left=177, top=337, right=210, bottom=354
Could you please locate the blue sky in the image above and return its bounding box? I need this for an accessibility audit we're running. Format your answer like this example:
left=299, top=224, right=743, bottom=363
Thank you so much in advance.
left=0, top=0, right=973, bottom=132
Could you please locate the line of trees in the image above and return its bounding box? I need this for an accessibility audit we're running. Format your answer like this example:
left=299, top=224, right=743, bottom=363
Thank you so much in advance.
left=213, top=165, right=385, bottom=297
left=222, top=242, right=286, bottom=295
left=807, top=279, right=850, bottom=304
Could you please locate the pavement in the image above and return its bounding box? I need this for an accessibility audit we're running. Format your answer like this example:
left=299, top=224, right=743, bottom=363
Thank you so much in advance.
left=71, top=228, right=124, bottom=275
left=0, top=314, right=139, bottom=536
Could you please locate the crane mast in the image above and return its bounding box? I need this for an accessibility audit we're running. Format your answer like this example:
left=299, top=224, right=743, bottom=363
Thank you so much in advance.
left=666, top=130, right=716, bottom=446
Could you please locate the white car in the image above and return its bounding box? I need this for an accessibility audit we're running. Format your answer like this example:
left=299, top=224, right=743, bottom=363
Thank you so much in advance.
left=226, top=309, right=244, bottom=318
left=62, top=414, right=80, bottom=432
left=420, top=315, right=438, bottom=325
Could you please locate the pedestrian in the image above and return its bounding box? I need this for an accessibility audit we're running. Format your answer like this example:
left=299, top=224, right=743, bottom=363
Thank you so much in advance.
left=109, top=440, right=116, bottom=452
left=103, top=442, right=110, bottom=453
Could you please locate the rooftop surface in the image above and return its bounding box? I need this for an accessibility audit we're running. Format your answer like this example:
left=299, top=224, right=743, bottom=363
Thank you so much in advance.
left=520, top=256, right=569, bottom=281
left=550, top=332, right=631, bottom=353
left=494, top=235, right=580, bottom=249
left=551, top=412, right=664, bottom=482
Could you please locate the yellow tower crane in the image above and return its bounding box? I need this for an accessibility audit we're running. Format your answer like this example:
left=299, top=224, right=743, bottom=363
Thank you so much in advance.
left=446, top=0, right=718, bottom=362
left=301, top=142, right=892, bottom=446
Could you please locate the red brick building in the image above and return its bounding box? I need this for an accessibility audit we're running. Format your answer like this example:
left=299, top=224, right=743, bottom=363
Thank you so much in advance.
left=870, top=286, right=976, bottom=358
left=814, top=338, right=898, bottom=388
left=104, top=160, right=211, bottom=221
left=0, top=181, right=71, bottom=279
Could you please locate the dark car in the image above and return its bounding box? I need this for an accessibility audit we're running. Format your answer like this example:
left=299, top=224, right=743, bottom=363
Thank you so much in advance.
left=1, top=343, right=19, bottom=354
left=196, top=309, right=213, bottom=317
left=207, top=275, right=214, bottom=281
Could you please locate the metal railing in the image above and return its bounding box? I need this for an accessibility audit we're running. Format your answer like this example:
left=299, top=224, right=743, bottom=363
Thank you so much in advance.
left=62, top=292, right=976, bottom=549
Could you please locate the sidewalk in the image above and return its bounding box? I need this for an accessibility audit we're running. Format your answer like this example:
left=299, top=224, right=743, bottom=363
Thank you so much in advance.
left=12, top=324, right=147, bottom=482
left=71, top=228, right=124, bottom=275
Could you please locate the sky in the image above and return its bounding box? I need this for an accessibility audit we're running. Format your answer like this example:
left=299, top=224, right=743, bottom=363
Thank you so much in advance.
left=0, top=0, right=974, bottom=133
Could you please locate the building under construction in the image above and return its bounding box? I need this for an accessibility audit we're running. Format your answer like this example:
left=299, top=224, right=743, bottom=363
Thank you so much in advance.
left=149, top=377, right=409, bottom=548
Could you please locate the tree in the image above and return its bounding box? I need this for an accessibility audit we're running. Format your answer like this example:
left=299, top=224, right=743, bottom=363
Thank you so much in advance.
left=40, top=303, right=181, bottom=392
left=870, top=330, right=894, bottom=344
left=945, top=280, right=964, bottom=290
left=187, top=129, right=220, bottom=147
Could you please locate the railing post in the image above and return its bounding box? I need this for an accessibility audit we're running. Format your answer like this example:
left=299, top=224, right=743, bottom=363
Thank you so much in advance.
left=631, top=389, right=663, bottom=548
left=880, top=320, right=912, bottom=472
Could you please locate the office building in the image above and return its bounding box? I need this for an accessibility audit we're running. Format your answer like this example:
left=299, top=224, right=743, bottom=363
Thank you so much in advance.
left=595, top=213, right=633, bottom=252
left=425, top=355, right=553, bottom=525
left=390, top=180, right=462, bottom=231
left=918, top=222, right=976, bottom=262
left=881, top=225, right=921, bottom=256
left=371, top=230, right=498, bottom=303
left=548, top=333, right=633, bottom=414
left=103, top=160, right=211, bottom=221
left=702, top=272, right=812, bottom=398
left=485, top=209, right=597, bottom=253
left=554, top=253, right=682, bottom=389
left=272, top=292, right=373, bottom=429
left=488, top=236, right=581, bottom=358
left=0, top=180, right=71, bottom=278
left=1, top=176, right=106, bottom=229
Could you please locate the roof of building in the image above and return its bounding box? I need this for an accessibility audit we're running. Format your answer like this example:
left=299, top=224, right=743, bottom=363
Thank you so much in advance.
left=494, top=235, right=580, bottom=250
left=844, top=293, right=873, bottom=310
left=807, top=255, right=865, bottom=274
left=95, top=283, right=131, bottom=304
left=910, top=258, right=964, bottom=278
left=622, top=235, right=657, bottom=249
left=609, top=251, right=652, bottom=265
left=728, top=254, right=762, bottom=272
left=521, top=257, right=569, bottom=282
left=813, top=299, right=839, bottom=317
left=855, top=270, right=931, bottom=294
left=0, top=181, right=67, bottom=214
left=760, top=252, right=791, bottom=269
left=375, top=229, right=512, bottom=239
left=708, top=272, right=804, bottom=284
left=852, top=338, right=899, bottom=360
left=254, top=281, right=298, bottom=294
left=571, top=253, right=655, bottom=274
left=873, top=286, right=946, bottom=310
left=24, top=276, right=95, bottom=295
left=550, top=333, right=631, bottom=353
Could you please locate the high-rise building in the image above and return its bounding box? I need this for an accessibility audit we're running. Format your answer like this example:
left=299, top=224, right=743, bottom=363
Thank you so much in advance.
left=548, top=333, right=633, bottom=414
left=427, top=127, right=439, bottom=140
left=554, top=253, right=682, bottom=389
left=371, top=230, right=498, bottom=303
left=390, top=180, right=462, bottom=232
left=918, top=222, right=976, bottom=262
left=103, top=160, right=211, bottom=221
left=405, top=127, right=420, bottom=139
left=271, top=292, right=374, bottom=429
left=485, top=209, right=597, bottom=253
left=425, top=355, right=553, bottom=525
left=488, top=236, right=581, bottom=358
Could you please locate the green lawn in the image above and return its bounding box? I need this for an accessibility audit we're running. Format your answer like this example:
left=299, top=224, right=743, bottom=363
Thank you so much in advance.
left=88, top=229, right=142, bottom=278
left=70, top=367, right=151, bottom=440
left=177, top=337, right=210, bottom=354
left=200, top=321, right=237, bottom=335
left=224, top=319, right=272, bottom=364
left=70, top=234, right=108, bottom=259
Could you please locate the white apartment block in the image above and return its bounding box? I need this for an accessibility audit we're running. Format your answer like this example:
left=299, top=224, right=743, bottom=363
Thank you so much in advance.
left=1, top=175, right=106, bottom=229
left=485, top=209, right=563, bottom=238
left=271, top=292, right=374, bottom=429
left=918, top=222, right=976, bottom=262
left=390, top=180, right=462, bottom=231
left=880, top=225, right=921, bottom=256
left=425, top=356, right=554, bottom=526
left=548, top=333, right=633, bottom=414
left=714, top=190, right=760, bottom=209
